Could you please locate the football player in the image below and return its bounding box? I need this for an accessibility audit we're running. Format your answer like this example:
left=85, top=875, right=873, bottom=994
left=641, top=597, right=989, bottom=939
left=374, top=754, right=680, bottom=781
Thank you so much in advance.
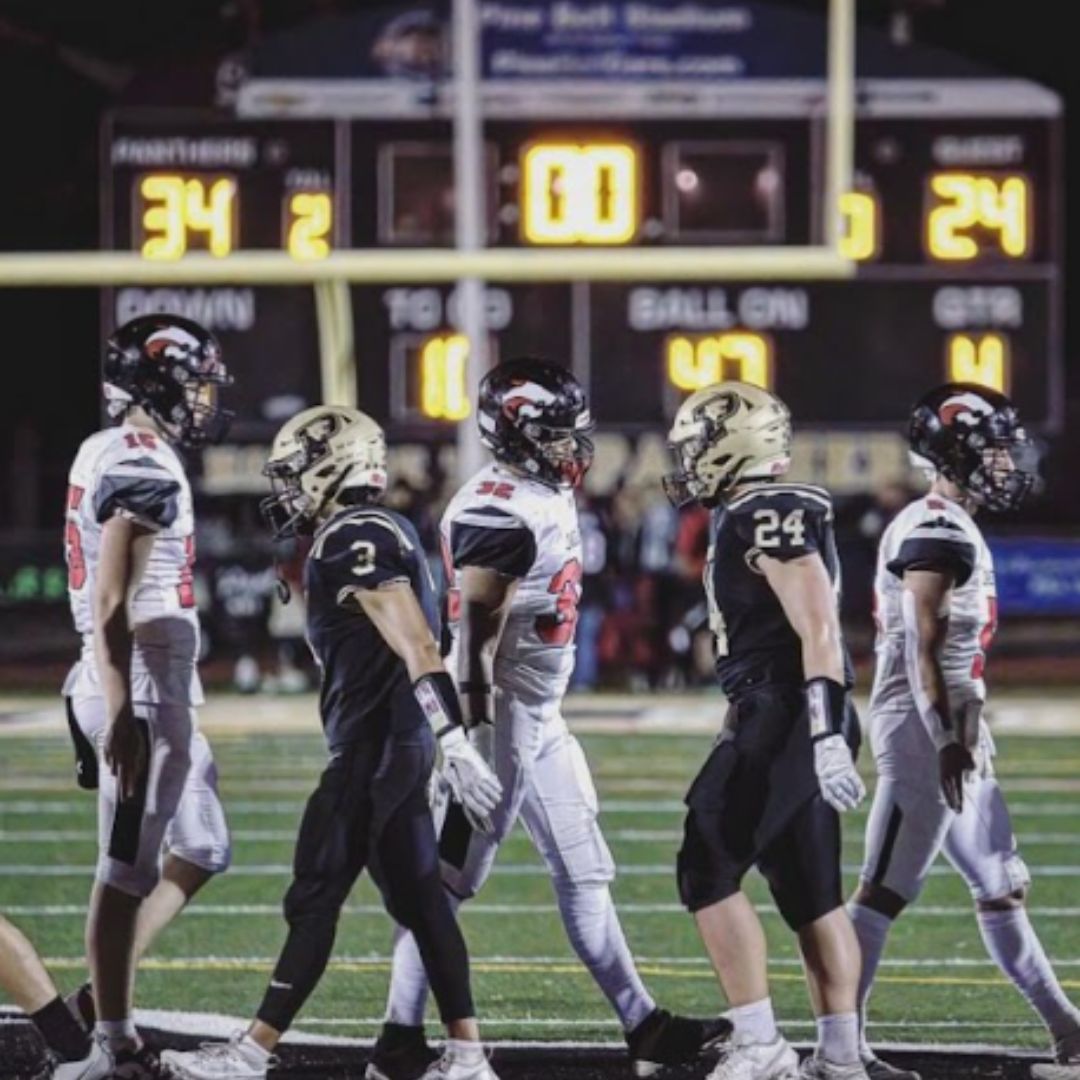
left=55, top=314, right=234, bottom=1080
left=0, top=916, right=92, bottom=1073
left=372, top=358, right=731, bottom=1080
left=162, top=406, right=502, bottom=1080
left=663, top=382, right=868, bottom=1080
left=849, top=384, right=1080, bottom=1080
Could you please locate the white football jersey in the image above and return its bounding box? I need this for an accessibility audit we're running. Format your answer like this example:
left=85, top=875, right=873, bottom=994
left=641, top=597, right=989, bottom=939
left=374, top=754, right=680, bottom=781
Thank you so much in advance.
left=63, top=423, right=203, bottom=705
left=869, top=493, right=996, bottom=727
left=442, top=463, right=582, bottom=700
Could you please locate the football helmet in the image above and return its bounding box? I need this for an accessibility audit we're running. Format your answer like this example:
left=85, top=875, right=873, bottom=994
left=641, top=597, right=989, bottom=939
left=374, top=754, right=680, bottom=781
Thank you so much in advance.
left=663, top=381, right=792, bottom=507
left=261, top=405, right=388, bottom=538
left=104, top=314, right=232, bottom=449
left=477, top=357, right=594, bottom=489
left=909, top=382, right=1036, bottom=511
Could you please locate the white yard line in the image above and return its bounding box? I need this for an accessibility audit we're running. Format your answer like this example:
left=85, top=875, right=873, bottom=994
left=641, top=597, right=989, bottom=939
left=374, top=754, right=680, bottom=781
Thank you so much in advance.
left=8, top=862, right=1080, bottom=879
left=27, top=953, right=1080, bottom=970
left=9, top=902, right=1080, bottom=917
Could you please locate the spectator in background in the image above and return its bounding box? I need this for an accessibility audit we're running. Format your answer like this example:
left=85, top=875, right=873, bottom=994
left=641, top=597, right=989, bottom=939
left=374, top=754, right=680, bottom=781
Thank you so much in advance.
left=570, top=493, right=613, bottom=691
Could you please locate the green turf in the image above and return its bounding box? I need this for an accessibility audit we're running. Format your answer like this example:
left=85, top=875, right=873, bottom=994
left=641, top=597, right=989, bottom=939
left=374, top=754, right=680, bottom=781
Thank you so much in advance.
left=2, top=726, right=1079, bottom=1048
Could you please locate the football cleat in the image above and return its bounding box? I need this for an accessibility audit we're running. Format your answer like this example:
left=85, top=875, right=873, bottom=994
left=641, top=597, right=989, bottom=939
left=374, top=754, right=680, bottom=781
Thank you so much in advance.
left=161, top=1033, right=275, bottom=1079
left=418, top=1043, right=499, bottom=1080
left=706, top=1034, right=799, bottom=1080
left=798, top=1056, right=869, bottom=1080
left=365, top=1023, right=439, bottom=1080
left=862, top=1057, right=921, bottom=1080
left=1032, top=1029, right=1080, bottom=1079
left=627, top=1008, right=733, bottom=1077
left=53, top=1033, right=179, bottom=1080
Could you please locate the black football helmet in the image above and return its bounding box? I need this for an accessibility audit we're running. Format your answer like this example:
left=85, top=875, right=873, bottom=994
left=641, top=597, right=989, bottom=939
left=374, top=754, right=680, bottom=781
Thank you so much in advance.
left=104, top=314, right=233, bottom=449
left=909, top=382, right=1036, bottom=511
left=477, top=358, right=594, bottom=488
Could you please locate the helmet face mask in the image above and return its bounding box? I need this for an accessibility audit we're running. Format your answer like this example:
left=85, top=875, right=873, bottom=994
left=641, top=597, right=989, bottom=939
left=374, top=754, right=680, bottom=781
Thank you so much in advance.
left=663, top=383, right=791, bottom=508
left=104, top=315, right=233, bottom=450
left=910, top=383, right=1037, bottom=512
left=261, top=406, right=388, bottom=540
left=477, top=358, right=594, bottom=489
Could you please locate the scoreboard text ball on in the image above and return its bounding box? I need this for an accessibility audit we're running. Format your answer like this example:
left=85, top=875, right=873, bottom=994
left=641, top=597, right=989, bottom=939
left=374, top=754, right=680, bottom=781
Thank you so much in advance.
left=99, top=0, right=1063, bottom=441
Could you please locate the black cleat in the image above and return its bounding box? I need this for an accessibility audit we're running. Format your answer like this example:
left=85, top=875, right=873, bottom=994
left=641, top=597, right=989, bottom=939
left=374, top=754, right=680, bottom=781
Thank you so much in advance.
left=365, top=1023, right=440, bottom=1080
left=626, top=1008, right=733, bottom=1077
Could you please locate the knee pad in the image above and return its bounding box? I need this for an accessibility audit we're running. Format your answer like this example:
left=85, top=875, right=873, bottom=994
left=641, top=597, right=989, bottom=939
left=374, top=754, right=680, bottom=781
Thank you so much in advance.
left=968, top=852, right=1031, bottom=903
left=676, top=805, right=741, bottom=913
left=169, top=838, right=232, bottom=875
left=525, top=735, right=616, bottom=889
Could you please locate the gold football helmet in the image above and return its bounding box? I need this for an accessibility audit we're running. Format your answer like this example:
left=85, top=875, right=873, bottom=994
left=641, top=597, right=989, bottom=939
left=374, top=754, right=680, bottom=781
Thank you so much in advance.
left=663, top=382, right=792, bottom=507
left=262, top=405, right=388, bottom=537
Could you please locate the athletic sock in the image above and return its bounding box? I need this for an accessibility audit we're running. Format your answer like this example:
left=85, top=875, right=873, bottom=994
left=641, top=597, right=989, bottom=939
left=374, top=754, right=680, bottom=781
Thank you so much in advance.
left=555, top=883, right=655, bottom=1033
left=446, top=1039, right=485, bottom=1064
left=386, top=924, right=435, bottom=1027
left=978, top=907, right=1080, bottom=1041
left=817, top=1013, right=860, bottom=1065
left=728, top=998, right=778, bottom=1045
left=30, top=996, right=91, bottom=1062
left=237, top=1034, right=272, bottom=1063
left=848, top=902, right=894, bottom=1058
left=95, top=1018, right=138, bottom=1053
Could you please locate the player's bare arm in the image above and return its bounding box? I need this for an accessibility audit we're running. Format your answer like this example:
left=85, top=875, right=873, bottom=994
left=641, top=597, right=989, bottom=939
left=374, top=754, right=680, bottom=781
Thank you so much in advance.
left=93, top=513, right=154, bottom=800
left=358, top=580, right=503, bottom=832
left=901, top=567, right=975, bottom=812
left=457, top=565, right=518, bottom=726
left=759, top=552, right=845, bottom=683
left=760, top=551, right=865, bottom=814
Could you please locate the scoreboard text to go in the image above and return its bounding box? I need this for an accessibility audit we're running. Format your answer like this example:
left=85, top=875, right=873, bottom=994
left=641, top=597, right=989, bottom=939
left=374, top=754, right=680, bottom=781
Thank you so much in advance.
left=135, top=175, right=333, bottom=261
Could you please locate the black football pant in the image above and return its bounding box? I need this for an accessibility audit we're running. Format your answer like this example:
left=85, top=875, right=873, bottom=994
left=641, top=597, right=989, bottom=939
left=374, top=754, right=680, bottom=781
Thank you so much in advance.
left=257, top=726, right=475, bottom=1032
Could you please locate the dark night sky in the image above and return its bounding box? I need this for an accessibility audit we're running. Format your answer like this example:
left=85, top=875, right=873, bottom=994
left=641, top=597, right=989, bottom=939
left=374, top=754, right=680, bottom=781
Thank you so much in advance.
left=0, top=0, right=1076, bottom=528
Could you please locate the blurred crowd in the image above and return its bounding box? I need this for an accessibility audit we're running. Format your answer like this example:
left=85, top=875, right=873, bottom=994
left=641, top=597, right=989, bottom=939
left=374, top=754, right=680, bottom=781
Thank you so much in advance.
left=193, top=478, right=920, bottom=695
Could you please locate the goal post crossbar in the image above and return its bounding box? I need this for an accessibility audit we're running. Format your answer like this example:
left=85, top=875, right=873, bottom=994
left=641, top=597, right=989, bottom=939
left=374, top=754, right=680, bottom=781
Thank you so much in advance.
left=0, top=246, right=854, bottom=287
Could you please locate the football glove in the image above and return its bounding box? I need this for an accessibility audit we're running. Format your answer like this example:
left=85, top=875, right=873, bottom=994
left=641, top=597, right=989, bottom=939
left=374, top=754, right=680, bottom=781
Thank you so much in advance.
left=439, top=726, right=503, bottom=835
left=813, top=734, right=866, bottom=813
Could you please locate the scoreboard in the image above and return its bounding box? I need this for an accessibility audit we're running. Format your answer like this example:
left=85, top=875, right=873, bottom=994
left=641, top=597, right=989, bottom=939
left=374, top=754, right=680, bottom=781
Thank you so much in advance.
left=101, top=97, right=1063, bottom=441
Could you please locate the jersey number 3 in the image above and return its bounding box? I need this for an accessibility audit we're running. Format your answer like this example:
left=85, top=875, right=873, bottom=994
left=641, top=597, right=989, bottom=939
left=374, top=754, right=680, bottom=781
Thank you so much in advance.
left=536, top=558, right=582, bottom=646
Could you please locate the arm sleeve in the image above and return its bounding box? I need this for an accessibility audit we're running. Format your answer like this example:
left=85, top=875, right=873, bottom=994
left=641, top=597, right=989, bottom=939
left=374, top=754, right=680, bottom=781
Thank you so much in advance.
left=887, top=517, right=976, bottom=587
left=317, top=516, right=416, bottom=603
left=93, top=456, right=180, bottom=531
left=730, top=488, right=832, bottom=563
left=449, top=506, right=537, bottom=578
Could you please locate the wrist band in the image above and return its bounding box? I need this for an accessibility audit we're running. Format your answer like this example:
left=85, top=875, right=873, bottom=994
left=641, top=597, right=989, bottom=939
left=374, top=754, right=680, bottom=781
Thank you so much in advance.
left=806, top=676, right=846, bottom=743
left=413, top=671, right=464, bottom=739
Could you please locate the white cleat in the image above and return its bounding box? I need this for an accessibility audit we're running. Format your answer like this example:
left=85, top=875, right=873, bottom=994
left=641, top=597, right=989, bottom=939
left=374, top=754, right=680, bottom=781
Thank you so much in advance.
left=161, top=1033, right=275, bottom=1080
left=798, top=1057, right=869, bottom=1080
left=1032, top=1030, right=1080, bottom=1080
left=862, top=1057, right=921, bottom=1080
left=54, top=1033, right=178, bottom=1079
left=707, top=1034, right=800, bottom=1080
left=419, top=1044, right=500, bottom=1080
left=1032, top=1030, right=1080, bottom=1079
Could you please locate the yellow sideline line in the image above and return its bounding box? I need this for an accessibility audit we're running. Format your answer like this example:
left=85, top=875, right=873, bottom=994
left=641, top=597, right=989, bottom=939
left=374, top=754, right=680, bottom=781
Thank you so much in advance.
left=38, top=956, right=1080, bottom=989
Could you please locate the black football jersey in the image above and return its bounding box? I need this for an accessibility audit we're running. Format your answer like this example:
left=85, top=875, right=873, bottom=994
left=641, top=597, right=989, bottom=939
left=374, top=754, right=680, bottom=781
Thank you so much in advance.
left=304, top=506, right=438, bottom=749
left=706, top=483, right=854, bottom=696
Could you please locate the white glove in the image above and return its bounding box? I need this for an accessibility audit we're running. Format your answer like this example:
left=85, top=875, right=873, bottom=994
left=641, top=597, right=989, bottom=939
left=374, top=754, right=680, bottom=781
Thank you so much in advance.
left=439, top=726, right=503, bottom=835
left=813, top=734, right=866, bottom=813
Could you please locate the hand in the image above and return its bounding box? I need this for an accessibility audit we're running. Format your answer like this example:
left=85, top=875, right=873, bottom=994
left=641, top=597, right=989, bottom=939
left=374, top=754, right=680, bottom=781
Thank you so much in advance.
left=939, top=741, right=976, bottom=813
left=440, top=727, right=503, bottom=835
left=813, top=734, right=866, bottom=813
left=104, top=711, right=147, bottom=801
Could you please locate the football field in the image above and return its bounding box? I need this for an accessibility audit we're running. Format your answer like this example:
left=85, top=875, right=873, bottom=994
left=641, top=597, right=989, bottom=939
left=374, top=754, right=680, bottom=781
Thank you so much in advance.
left=1, top=692, right=1079, bottom=1076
